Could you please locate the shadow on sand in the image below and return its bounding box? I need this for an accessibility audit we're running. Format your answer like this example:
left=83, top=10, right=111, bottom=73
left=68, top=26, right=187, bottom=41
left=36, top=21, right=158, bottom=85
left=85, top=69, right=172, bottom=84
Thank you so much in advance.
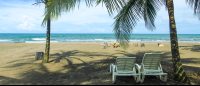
left=0, top=50, right=198, bottom=85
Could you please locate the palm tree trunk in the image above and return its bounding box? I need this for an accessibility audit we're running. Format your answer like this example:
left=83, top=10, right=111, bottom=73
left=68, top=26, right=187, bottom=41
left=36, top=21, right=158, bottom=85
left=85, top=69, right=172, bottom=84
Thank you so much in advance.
left=43, top=18, right=50, bottom=63
left=167, top=0, right=190, bottom=84
left=43, top=0, right=50, bottom=63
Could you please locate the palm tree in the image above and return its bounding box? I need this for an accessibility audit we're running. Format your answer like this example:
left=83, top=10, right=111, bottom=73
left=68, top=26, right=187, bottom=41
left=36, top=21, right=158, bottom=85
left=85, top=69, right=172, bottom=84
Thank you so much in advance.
left=31, top=0, right=52, bottom=63
left=98, top=0, right=190, bottom=83
left=42, top=0, right=191, bottom=83
left=32, top=0, right=79, bottom=63
left=161, top=0, right=190, bottom=83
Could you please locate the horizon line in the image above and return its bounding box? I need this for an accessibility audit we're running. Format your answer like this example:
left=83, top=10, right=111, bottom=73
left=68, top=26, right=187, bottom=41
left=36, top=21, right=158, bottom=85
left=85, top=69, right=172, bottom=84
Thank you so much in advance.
left=0, top=33, right=199, bottom=35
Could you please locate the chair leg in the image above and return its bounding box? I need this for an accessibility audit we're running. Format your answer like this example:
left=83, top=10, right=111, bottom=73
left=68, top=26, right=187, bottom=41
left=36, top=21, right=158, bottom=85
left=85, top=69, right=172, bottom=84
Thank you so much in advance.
left=134, top=75, right=140, bottom=83
left=140, top=73, right=145, bottom=83
left=134, top=64, right=140, bottom=83
left=110, top=65, right=111, bottom=73
left=112, top=73, right=116, bottom=84
left=110, top=64, right=113, bottom=74
left=159, top=74, right=167, bottom=82
left=112, top=65, right=116, bottom=84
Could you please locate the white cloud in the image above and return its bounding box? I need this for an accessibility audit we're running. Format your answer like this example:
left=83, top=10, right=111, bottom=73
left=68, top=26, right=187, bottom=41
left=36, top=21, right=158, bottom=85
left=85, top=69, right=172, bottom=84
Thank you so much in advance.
left=88, top=28, right=105, bottom=32
left=51, top=2, right=115, bottom=25
left=1, top=27, right=11, bottom=31
left=65, top=28, right=80, bottom=32
left=0, top=0, right=200, bottom=34
left=95, top=28, right=105, bottom=32
left=17, top=15, right=44, bottom=31
left=17, top=21, right=35, bottom=31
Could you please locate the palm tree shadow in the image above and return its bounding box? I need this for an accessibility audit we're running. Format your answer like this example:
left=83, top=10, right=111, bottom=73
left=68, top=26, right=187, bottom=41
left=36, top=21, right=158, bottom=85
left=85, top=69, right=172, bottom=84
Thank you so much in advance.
left=1, top=50, right=199, bottom=85
left=179, top=45, right=200, bottom=52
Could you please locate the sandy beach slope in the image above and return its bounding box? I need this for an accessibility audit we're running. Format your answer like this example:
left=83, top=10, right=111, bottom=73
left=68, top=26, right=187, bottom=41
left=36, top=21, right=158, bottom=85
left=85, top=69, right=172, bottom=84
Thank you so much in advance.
left=0, top=42, right=199, bottom=85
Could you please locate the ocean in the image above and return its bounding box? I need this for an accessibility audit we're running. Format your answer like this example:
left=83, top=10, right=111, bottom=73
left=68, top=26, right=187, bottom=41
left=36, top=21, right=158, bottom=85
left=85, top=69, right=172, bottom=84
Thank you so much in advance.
left=0, top=33, right=200, bottom=43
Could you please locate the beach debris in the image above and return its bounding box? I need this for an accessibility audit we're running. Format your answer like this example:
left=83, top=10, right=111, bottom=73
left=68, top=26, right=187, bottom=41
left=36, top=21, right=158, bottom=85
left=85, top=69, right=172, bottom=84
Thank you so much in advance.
left=35, top=51, right=44, bottom=60
left=100, top=44, right=107, bottom=49
left=158, top=43, right=164, bottom=47
left=107, top=42, right=112, bottom=47
left=133, top=43, right=138, bottom=47
left=104, top=42, right=109, bottom=47
left=113, top=43, right=120, bottom=48
left=141, top=43, right=145, bottom=47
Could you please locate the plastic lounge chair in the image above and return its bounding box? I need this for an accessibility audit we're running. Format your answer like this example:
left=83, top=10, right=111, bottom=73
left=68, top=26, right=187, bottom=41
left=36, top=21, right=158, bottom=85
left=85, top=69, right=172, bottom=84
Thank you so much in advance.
left=110, top=57, right=140, bottom=84
left=140, top=53, right=167, bottom=83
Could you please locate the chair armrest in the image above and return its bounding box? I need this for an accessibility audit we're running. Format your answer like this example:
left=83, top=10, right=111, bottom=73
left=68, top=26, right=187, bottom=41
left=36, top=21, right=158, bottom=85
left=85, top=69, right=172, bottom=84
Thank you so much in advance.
left=134, top=63, right=141, bottom=74
left=112, top=65, right=116, bottom=73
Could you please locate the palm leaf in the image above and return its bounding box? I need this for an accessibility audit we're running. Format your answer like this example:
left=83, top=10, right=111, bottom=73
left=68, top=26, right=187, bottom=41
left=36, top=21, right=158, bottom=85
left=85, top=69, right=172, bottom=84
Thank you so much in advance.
left=112, top=0, right=162, bottom=49
left=143, top=0, right=162, bottom=30
left=186, top=0, right=200, bottom=19
left=42, top=0, right=96, bottom=27
left=96, top=0, right=128, bottom=16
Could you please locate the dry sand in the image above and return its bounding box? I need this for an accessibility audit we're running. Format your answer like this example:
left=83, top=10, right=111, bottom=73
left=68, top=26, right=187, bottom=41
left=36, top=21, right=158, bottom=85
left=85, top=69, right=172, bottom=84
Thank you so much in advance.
left=0, top=42, right=199, bottom=85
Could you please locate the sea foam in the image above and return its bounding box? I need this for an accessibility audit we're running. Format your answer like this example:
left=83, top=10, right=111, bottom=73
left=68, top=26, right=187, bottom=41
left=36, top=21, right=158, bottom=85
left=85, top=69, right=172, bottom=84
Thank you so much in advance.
left=32, top=38, right=46, bottom=41
left=25, top=41, right=58, bottom=43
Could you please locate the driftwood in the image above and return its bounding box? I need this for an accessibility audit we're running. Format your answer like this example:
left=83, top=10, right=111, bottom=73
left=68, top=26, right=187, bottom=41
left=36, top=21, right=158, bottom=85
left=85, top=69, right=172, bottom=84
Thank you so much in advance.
left=158, top=43, right=164, bottom=47
left=35, top=51, right=44, bottom=60
left=141, top=43, right=145, bottom=47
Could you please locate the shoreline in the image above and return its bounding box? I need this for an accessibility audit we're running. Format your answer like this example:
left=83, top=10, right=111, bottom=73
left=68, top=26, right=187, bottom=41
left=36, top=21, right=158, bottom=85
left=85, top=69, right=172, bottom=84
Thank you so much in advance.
left=1, top=41, right=200, bottom=43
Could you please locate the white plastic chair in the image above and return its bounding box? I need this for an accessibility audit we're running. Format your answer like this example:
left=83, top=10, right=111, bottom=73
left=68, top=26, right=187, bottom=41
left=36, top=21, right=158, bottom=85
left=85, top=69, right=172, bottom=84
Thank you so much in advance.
left=110, top=57, right=140, bottom=84
left=140, top=53, right=167, bottom=83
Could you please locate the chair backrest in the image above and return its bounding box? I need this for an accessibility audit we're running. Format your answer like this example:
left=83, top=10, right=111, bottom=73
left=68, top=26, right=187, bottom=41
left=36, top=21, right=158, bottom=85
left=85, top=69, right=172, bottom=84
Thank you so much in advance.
left=116, top=57, right=136, bottom=72
left=142, top=53, right=163, bottom=70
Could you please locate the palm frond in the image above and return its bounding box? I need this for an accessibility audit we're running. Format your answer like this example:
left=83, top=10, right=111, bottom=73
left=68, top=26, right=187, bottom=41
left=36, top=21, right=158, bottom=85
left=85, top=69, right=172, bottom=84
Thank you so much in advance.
left=96, top=0, right=128, bottom=16
left=186, top=0, right=200, bottom=20
left=112, top=0, right=162, bottom=49
left=160, top=0, right=168, bottom=10
left=42, top=0, right=96, bottom=27
left=42, top=0, right=80, bottom=26
left=143, top=0, right=162, bottom=30
left=113, top=0, right=143, bottom=49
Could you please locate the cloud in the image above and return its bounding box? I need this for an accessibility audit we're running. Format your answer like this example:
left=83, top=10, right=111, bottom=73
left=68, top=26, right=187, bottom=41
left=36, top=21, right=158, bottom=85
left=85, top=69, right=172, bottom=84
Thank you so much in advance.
left=17, top=21, right=35, bottom=31
left=17, top=15, right=43, bottom=31
left=65, top=28, right=80, bottom=32
left=51, top=2, right=115, bottom=25
left=95, top=28, right=105, bottom=32
left=3, top=14, right=9, bottom=17
left=1, top=27, right=11, bottom=31
left=88, top=28, right=105, bottom=32
left=0, top=0, right=200, bottom=34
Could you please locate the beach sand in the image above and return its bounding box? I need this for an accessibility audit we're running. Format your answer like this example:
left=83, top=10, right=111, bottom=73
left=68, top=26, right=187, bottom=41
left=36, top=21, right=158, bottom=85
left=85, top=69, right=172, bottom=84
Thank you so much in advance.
left=0, top=42, right=199, bottom=85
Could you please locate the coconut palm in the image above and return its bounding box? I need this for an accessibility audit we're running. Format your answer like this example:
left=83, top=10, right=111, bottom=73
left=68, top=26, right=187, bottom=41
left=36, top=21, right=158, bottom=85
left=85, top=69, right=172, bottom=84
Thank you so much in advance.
left=31, top=0, right=79, bottom=63
left=42, top=0, right=190, bottom=83
left=161, top=0, right=190, bottom=83
left=31, top=0, right=53, bottom=63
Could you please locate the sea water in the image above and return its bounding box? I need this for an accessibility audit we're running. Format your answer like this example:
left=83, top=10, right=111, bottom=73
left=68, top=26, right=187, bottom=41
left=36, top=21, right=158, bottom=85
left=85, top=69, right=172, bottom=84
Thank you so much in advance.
left=0, top=33, right=199, bottom=43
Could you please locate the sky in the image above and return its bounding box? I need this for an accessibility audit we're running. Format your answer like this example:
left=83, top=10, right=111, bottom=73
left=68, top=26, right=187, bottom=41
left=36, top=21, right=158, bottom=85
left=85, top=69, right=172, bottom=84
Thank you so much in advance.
left=0, top=0, right=199, bottom=34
